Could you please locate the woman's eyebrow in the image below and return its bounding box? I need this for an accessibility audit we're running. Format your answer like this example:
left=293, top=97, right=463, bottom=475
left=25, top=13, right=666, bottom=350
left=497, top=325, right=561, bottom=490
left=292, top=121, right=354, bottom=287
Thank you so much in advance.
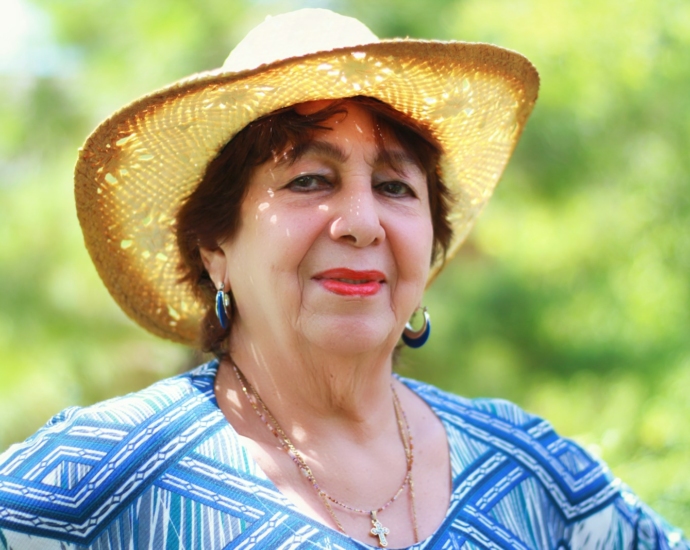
left=377, top=149, right=417, bottom=167
left=376, top=149, right=423, bottom=175
left=277, top=140, right=421, bottom=173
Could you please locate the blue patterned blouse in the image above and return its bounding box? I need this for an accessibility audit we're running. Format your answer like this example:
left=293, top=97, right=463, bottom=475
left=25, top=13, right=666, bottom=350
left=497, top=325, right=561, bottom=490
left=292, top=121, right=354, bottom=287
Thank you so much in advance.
left=0, top=361, right=686, bottom=549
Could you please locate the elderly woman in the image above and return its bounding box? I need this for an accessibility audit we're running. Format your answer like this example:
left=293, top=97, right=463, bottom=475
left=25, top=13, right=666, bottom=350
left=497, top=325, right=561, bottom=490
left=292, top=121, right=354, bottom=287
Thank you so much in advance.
left=0, top=9, right=686, bottom=550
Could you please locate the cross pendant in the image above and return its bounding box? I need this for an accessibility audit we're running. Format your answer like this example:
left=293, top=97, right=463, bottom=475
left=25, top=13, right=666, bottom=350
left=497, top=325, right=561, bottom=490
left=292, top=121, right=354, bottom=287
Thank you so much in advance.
left=369, top=511, right=390, bottom=548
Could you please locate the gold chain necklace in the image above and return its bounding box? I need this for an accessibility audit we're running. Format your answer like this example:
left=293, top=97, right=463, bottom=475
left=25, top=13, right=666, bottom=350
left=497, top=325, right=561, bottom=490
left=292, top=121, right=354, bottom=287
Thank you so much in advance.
left=230, top=361, right=419, bottom=548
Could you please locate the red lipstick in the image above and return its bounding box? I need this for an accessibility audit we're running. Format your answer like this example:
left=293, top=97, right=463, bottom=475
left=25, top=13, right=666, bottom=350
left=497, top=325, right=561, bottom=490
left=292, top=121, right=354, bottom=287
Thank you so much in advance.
left=313, top=268, right=385, bottom=297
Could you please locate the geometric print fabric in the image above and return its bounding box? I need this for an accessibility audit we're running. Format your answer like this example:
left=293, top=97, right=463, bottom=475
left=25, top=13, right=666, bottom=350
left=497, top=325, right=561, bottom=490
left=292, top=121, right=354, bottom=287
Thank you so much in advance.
left=0, top=360, right=687, bottom=549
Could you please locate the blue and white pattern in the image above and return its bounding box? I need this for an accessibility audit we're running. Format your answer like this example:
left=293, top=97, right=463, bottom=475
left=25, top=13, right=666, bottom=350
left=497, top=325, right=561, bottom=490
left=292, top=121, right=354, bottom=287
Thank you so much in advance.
left=0, top=361, right=686, bottom=549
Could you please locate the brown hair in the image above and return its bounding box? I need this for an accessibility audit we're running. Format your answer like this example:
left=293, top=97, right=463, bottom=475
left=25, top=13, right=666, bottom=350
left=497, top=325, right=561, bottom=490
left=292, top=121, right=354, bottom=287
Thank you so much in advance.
left=175, top=96, right=454, bottom=356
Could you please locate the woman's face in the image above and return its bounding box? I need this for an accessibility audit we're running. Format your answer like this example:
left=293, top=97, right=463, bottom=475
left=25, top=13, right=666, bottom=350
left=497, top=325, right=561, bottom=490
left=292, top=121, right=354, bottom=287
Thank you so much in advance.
left=209, top=102, right=434, bottom=354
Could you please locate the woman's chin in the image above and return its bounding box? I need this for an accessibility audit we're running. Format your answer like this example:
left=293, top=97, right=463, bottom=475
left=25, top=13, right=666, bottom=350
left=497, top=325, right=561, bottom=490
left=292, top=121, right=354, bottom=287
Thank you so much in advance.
left=302, top=317, right=395, bottom=355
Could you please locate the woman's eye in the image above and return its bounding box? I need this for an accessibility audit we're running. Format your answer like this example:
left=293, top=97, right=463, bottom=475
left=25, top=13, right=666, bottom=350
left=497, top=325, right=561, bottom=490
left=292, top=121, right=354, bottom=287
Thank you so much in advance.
left=377, top=181, right=416, bottom=198
left=286, top=175, right=330, bottom=192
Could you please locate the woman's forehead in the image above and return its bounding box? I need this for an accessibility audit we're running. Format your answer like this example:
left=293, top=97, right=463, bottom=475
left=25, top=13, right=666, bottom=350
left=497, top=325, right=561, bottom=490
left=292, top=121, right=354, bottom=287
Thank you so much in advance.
left=279, top=100, right=426, bottom=173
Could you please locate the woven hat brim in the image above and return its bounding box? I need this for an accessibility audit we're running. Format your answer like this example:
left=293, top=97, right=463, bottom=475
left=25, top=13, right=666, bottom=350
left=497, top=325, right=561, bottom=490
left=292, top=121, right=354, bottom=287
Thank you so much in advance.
left=75, top=40, right=539, bottom=346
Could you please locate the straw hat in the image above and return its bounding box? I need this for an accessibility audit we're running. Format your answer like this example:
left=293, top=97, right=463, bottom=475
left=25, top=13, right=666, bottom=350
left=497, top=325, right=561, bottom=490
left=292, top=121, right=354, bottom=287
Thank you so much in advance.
left=74, top=8, right=539, bottom=346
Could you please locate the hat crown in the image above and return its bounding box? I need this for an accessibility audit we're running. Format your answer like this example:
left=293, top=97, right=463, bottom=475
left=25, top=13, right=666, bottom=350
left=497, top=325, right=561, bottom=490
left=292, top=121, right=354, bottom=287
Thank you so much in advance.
left=222, top=9, right=379, bottom=73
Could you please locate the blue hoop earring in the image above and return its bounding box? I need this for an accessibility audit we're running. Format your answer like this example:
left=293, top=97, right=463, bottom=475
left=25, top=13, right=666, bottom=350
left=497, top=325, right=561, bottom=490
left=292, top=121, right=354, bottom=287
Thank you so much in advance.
left=402, top=307, right=431, bottom=348
left=215, top=283, right=231, bottom=329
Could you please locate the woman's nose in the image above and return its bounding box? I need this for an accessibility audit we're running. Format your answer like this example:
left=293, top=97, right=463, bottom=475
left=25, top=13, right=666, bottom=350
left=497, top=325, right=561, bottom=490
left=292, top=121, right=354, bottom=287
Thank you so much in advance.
left=329, top=184, right=386, bottom=247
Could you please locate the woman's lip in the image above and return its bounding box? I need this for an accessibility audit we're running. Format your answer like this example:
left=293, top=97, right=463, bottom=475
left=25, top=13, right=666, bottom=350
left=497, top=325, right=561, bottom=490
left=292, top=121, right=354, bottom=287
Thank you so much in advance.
left=318, top=279, right=382, bottom=296
left=313, top=268, right=386, bottom=282
left=313, top=268, right=385, bottom=297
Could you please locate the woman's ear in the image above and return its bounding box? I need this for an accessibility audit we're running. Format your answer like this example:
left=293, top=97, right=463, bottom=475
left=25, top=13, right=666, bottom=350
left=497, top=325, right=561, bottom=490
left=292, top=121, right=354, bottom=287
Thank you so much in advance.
left=199, top=246, right=228, bottom=289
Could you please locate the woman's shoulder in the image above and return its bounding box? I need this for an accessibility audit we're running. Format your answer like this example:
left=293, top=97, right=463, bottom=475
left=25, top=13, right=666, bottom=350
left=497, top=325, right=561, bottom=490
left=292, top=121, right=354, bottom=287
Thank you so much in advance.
left=0, top=360, right=223, bottom=472
left=402, top=377, right=613, bottom=487
left=0, top=360, right=244, bottom=546
left=9, top=362, right=217, bottom=451
left=401, top=376, right=689, bottom=548
left=400, top=375, right=540, bottom=425
left=399, top=376, right=602, bottom=490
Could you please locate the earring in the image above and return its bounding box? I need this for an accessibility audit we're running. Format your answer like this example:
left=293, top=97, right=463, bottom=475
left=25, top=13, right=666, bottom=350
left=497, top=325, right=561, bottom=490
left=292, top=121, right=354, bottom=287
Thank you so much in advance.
left=215, top=282, right=231, bottom=329
left=402, top=307, right=431, bottom=348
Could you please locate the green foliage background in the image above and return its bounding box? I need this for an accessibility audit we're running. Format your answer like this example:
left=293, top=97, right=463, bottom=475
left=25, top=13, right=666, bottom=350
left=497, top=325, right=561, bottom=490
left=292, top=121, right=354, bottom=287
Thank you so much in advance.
left=1, top=0, right=688, bottom=532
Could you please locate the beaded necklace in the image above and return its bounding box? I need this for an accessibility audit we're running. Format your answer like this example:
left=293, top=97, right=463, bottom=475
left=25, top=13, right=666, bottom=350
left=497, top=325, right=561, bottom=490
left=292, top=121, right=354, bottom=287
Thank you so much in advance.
left=230, top=361, right=419, bottom=548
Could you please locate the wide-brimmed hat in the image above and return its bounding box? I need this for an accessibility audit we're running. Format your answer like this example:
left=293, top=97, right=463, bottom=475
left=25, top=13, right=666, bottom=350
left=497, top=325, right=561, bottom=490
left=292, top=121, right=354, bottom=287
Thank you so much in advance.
left=74, top=8, right=539, bottom=346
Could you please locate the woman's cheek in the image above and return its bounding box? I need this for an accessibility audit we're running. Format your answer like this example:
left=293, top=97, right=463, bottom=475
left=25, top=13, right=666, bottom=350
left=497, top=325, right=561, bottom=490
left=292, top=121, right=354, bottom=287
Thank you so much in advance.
left=399, top=220, right=433, bottom=276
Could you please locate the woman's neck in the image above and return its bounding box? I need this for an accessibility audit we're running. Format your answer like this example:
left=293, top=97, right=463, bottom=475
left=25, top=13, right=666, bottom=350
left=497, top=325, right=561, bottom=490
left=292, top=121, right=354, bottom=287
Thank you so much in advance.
left=221, top=324, right=399, bottom=442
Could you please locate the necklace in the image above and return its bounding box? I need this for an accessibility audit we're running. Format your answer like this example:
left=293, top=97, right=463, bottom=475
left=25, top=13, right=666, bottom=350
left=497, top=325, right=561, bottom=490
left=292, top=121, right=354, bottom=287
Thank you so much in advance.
left=230, top=361, right=419, bottom=548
